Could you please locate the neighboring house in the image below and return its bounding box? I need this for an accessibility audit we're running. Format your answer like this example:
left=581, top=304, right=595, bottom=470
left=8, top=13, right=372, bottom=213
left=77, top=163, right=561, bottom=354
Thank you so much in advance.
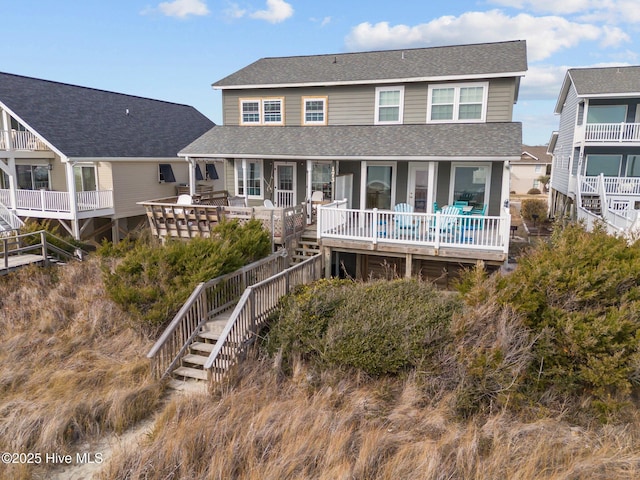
left=178, top=40, right=527, bottom=279
left=548, top=66, right=640, bottom=235
left=0, top=72, right=216, bottom=241
left=511, top=145, right=552, bottom=194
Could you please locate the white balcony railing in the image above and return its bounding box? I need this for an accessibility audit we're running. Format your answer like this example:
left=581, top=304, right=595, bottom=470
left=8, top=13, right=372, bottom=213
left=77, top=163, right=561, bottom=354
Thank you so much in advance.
left=584, top=123, right=640, bottom=142
left=581, top=176, right=640, bottom=195
left=317, top=201, right=510, bottom=253
left=0, top=130, right=49, bottom=151
left=0, top=189, right=114, bottom=213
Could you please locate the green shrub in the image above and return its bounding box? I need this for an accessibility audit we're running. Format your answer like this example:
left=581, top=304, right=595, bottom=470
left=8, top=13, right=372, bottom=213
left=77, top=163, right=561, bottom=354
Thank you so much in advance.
left=526, top=188, right=542, bottom=195
left=266, top=279, right=461, bottom=376
left=99, top=219, right=271, bottom=333
left=520, top=198, right=548, bottom=221
left=19, top=219, right=85, bottom=254
left=494, top=223, right=640, bottom=416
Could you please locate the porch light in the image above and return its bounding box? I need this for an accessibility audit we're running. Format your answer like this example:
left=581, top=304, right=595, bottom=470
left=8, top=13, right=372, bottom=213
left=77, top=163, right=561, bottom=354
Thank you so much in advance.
left=47, top=163, right=53, bottom=171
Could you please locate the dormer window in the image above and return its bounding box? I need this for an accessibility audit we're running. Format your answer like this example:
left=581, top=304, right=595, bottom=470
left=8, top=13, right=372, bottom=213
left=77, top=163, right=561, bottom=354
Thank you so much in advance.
left=375, top=86, right=404, bottom=124
left=240, top=98, right=284, bottom=125
left=427, top=82, right=488, bottom=123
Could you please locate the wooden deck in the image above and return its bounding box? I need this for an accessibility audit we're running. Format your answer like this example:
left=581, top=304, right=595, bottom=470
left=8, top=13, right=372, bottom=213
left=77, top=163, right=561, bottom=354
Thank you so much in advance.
left=0, top=253, right=46, bottom=274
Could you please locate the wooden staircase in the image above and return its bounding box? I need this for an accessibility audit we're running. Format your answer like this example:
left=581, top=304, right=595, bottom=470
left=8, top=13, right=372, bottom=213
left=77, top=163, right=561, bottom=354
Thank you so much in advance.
left=582, top=195, right=602, bottom=215
left=170, top=314, right=230, bottom=386
left=291, top=227, right=320, bottom=263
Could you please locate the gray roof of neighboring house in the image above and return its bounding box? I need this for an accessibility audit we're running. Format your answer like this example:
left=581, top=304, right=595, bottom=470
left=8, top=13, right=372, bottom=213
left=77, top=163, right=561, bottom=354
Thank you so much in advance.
left=516, top=145, right=552, bottom=164
left=213, top=40, right=527, bottom=88
left=179, top=123, right=522, bottom=159
left=0, top=72, right=215, bottom=158
left=569, top=66, right=640, bottom=95
left=555, top=66, right=640, bottom=113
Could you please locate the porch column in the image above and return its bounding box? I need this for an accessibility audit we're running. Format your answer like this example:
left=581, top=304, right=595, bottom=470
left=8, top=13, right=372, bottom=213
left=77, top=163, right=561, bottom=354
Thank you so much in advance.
left=427, top=161, right=436, bottom=212
left=241, top=159, right=248, bottom=204
left=306, top=161, right=313, bottom=224
left=502, top=161, right=511, bottom=211
left=0, top=111, right=17, bottom=210
left=186, top=156, right=197, bottom=197
left=65, top=160, right=80, bottom=239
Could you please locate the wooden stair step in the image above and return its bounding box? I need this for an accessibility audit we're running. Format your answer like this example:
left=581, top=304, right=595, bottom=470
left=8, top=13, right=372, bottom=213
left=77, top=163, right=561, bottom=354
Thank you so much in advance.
left=182, top=353, right=208, bottom=366
left=191, top=341, right=215, bottom=353
left=198, top=330, right=219, bottom=342
left=173, top=366, right=208, bottom=381
left=202, top=318, right=229, bottom=336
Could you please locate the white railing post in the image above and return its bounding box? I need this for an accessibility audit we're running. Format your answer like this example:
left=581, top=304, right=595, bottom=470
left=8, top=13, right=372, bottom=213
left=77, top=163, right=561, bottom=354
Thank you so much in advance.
left=372, top=208, right=378, bottom=245
left=39, top=189, right=46, bottom=212
left=434, top=212, right=441, bottom=249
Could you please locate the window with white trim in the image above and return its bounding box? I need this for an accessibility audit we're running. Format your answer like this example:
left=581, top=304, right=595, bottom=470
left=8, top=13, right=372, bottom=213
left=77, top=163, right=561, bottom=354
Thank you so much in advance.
left=240, top=98, right=284, bottom=125
left=375, top=86, right=404, bottom=124
left=241, top=100, right=260, bottom=124
left=303, top=97, right=327, bottom=125
left=263, top=99, right=282, bottom=124
left=234, top=159, right=263, bottom=198
left=427, top=82, right=487, bottom=123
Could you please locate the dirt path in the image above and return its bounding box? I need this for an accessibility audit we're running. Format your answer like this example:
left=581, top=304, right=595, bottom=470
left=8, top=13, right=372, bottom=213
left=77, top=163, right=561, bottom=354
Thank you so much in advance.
left=48, top=382, right=205, bottom=480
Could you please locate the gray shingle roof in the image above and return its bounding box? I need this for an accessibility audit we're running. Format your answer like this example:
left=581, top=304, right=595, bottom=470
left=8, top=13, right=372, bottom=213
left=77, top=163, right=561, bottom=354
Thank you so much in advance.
left=0, top=72, right=215, bottom=158
left=213, top=40, right=527, bottom=88
left=569, top=66, right=640, bottom=95
left=179, top=123, right=522, bottom=159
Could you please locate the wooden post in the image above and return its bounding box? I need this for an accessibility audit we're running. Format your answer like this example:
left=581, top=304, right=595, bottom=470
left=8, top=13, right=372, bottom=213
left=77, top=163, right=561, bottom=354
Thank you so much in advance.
left=41, top=231, right=49, bottom=266
left=405, top=253, right=413, bottom=278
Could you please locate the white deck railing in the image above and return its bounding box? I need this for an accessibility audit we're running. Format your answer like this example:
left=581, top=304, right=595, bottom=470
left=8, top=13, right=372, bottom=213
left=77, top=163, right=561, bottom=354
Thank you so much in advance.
left=0, top=189, right=114, bottom=213
left=0, top=130, right=49, bottom=151
left=317, top=201, right=510, bottom=253
left=584, top=123, right=640, bottom=142
left=581, top=176, right=640, bottom=195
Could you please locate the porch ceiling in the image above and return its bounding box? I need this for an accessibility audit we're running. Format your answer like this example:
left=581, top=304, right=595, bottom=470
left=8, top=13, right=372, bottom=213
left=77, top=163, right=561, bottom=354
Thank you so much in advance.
left=179, top=123, right=522, bottom=160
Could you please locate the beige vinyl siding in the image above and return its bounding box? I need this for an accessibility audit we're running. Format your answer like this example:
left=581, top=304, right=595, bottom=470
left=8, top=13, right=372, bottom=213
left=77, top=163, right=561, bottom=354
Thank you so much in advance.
left=110, top=160, right=189, bottom=218
left=225, top=158, right=235, bottom=193
left=403, top=84, right=428, bottom=124
left=221, top=77, right=518, bottom=126
left=96, top=162, right=113, bottom=190
left=486, top=78, right=516, bottom=122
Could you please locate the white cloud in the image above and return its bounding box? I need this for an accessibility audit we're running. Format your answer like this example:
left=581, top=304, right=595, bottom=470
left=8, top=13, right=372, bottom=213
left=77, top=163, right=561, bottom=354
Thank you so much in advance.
left=488, top=0, right=598, bottom=15
left=224, top=2, right=247, bottom=19
left=250, top=0, right=293, bottom=23
left=153, top=0, right=209, bottom=18
left=345, top=10, right=630, bottom=62
left=490, top=0, right=640, bottom=23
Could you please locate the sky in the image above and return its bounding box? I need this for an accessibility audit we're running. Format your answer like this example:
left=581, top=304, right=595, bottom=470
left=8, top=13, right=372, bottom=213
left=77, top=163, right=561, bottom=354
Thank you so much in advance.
left=2, top=0, right=639, bottom=146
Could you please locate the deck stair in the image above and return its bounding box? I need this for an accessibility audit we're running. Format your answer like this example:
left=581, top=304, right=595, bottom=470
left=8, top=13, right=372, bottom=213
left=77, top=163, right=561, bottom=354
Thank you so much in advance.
left=291, top=227, right=320, bottom=263
left=149, top=251, right=324, bottom=391
left=171, top=314, right=231, bottom=384
left=581, top=194, right=602, bottom=216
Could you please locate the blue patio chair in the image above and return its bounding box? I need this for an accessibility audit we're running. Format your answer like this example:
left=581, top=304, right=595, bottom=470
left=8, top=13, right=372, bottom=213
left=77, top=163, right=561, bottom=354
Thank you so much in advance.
left=453, top=200, right=468, bottom=208
left=394, top=203, right=420, bottom=238
left=433, top=202, right=441, bottom=213
left=470, top=204, right=487, bottom=229
left=434, top=205, right=462, bottom=240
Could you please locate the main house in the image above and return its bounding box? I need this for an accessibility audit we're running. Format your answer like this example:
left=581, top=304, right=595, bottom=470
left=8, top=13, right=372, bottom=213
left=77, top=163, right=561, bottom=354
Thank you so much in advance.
left=548, top=66, right=640, bottom=235
left=0, top=72, right=216, bottom=241
left=176, top=40, right=527, bottom=280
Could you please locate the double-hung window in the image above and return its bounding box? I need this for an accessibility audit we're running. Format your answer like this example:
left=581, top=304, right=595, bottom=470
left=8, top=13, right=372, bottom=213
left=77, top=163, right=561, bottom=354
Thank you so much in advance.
left=240, top=98, right=284, bottom=125
left=303, top=97, right=327, bottom=125
left=427, top=82, right=487, bottom=122
left=235, top=159, right=263, bottom=198
left=241, top=100, right=260, bottom=124
left=375, top=86, right=404, bottom=124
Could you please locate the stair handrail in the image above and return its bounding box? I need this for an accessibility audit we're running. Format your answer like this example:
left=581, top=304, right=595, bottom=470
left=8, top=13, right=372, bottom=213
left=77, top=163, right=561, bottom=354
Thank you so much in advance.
left=204, top=253, right=323, bottom=387
left=147, top=249, right=289, bottom=379
left=1, top=230, right=85, bottom=269
left=0, top=202, right=23, bottom=231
